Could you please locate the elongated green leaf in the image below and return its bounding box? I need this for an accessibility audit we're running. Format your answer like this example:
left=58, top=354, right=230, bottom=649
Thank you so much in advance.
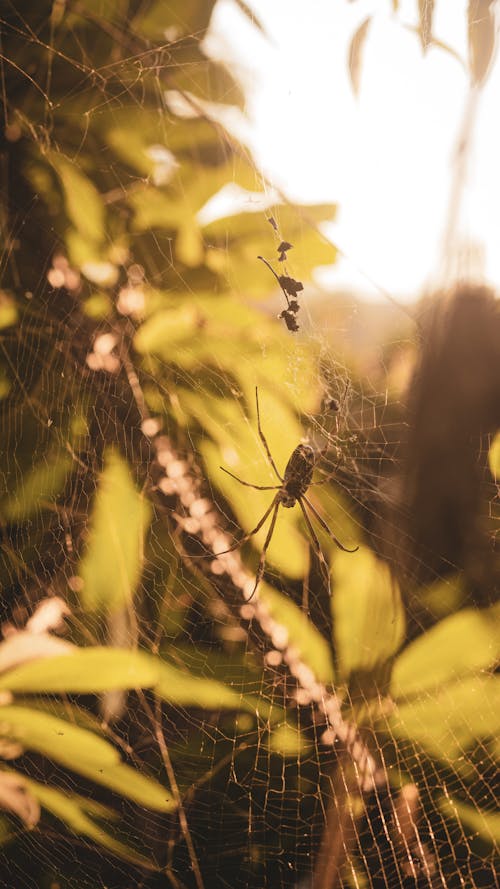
left=79, top=451, right=152, bottom=612
left=3, top=452, right=72, bottom=522
left=0, top=648, right=160, bottom=694
left=259, top=582, right=334, bottom=686
left=0, top=706, right=120, bottom=770
left=389, top=675, right=500, bottom=762
left=391, top=602, right=500, bottom=699
left=156, top=660, right=248, bottom=710
left=29, top=782, right=159, bottom=869
left=75, top=760, right=173, bottom=811
left=202, top=203, right=337, bottom=243
left=332, top=546, right=405, bottom=682
left=48, top=153, right=105, bottom=244
left=439, top=794, right=500, bottom=846
left=134, top=305, right=200, bottom=352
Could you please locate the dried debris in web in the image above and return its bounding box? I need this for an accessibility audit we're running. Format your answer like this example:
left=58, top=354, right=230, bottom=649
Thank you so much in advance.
left=258, top=217, right=305, bottom=331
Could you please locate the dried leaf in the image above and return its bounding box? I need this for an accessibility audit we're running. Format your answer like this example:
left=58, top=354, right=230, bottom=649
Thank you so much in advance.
left=0, top=772, right=40, bottom=828
left=278, top=275, right=304, bottom=297
left=25, top=597, right=70, bottom=635
left=418, top=0, right=434, bottom=51
left=233, top=0, right=266, bottom=35
left=468, top=0, right=497, bottom=86
left=348, top=17, right=372, bottom=95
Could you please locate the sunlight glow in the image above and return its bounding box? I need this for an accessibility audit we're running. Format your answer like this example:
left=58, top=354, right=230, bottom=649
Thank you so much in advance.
left=209, top=0, right=500, bottom=303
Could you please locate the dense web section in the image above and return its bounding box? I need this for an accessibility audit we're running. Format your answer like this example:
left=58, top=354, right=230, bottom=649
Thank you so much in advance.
left=0, top=2, right=498, bottom=889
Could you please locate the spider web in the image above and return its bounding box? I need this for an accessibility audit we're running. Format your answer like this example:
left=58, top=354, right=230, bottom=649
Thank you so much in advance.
left=0, top=2, right=498, bottom=889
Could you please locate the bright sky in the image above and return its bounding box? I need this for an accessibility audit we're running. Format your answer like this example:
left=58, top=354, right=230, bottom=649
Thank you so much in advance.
left=208, top=0, right=500, bottom=303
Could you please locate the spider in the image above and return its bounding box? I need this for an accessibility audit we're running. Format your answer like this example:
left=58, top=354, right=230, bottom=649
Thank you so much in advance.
left=217, top=388, right=358, bottom=599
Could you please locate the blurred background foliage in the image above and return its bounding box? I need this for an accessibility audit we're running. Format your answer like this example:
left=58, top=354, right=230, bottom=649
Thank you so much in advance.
left=0, top=1, right=498, bottom=887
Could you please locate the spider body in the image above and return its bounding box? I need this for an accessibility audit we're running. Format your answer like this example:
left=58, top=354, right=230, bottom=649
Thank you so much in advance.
left=216, top=389, right=358, bottom=600
left=279, top=443, right=315, bottom=507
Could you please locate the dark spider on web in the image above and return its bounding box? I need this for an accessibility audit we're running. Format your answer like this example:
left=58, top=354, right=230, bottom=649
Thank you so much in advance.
left=217, top=388, right=358, bottom=599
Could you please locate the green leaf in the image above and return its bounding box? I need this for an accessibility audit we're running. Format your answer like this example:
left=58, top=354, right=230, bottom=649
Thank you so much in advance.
left=198, top=391, right=309, bottom=581
left=3, top=451, right=72, bottom=522
left=0, top=648, right=160, bottom=694
left=134, top=304, right=200, bottom=353
left=0, top=705, right=120, bottom=771
left=202, top=203, right=337, bottom=243
left=439, top=794, right=500, bottom=846
left=0, top=294, right=18, bottom=330
left=0, top=706, right=173, bottom=811
left=78, top=450, right=152, bottom=612
left=156, top=660, right=249, bottom=711
left=391, top=602, right=500, bottom=699
left=259, top=583, right=334, bottom=686
left=77, top=761, right=173, bottom=811
left=332, top=546, right=405, bottom=683
left=29, top=781, right=161, bottom=868
left=269, top=721, right=311, bottom=757
left=389, top=675, right=500, bottom=762
left=48, top=153, right=105, bottom=245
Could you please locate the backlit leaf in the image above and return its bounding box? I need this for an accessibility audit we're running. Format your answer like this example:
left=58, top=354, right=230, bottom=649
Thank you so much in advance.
left=259, top=583, right=334, bottom=685
left=0, top=648, right=160, bottom=694
left=29, top=782, right=156, bottom=869
left=0, top=705, right=120, bottom=770
left=3, top=451, right=72, bottom=522
left=78, top=451, right=152, bottom=612
left=77, top=761, right=173, bottom=811
left=439, top=795, right=500, bottom=846
left=48, top=153, right=105, bottom=244
left=391, top=602, right=500, bottom=699
left=156, top=660, right=248, bottom=710
left=389, top=675, right=500, bottom=762
left=332, top=546, right=405, bottom=682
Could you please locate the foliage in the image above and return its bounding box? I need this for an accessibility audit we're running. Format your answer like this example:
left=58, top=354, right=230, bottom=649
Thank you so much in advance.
left=0, top=0, right=498, bottom=887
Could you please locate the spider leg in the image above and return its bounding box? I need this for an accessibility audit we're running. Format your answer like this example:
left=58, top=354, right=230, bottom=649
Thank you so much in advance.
left=189, top=496, right=280, bottom=560
left=220, top=466, right=281, bottom=491
left=246, top=499, right=281, bottom=601
left=298, top=499, right=332, bottom=591
left=302, top=494, right=359, bottom=553
left=255, top=387, right=283, bottom=482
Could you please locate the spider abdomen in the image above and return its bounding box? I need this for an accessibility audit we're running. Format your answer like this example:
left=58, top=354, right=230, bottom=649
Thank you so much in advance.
left=281, top=444, right=316, bottom=507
